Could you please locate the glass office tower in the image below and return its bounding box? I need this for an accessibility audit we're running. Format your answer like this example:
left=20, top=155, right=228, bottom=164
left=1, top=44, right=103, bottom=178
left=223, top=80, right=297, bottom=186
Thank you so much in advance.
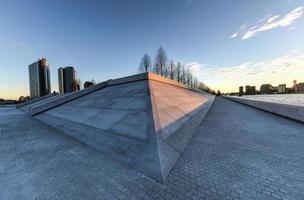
left=58, top=66, right=78, bottom=93
left=28, top=58, right=51, bottom=99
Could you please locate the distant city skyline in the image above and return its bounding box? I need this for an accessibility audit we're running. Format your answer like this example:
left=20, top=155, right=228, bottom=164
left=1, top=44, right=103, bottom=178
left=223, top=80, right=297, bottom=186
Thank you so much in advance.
left=238, top=79, right=304, bottom=95
left=239, top=79, right=304, bottom=92
left=0, top=0, right=304, bottom=99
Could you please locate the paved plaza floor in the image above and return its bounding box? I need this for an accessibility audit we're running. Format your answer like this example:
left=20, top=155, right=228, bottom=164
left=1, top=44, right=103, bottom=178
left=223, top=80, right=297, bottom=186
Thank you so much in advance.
left=1, top=97, right=304, bottom=199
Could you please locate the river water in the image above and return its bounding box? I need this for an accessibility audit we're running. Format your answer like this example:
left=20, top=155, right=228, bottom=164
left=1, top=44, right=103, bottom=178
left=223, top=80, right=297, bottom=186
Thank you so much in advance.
left=237, top=94, right=304, bottom=106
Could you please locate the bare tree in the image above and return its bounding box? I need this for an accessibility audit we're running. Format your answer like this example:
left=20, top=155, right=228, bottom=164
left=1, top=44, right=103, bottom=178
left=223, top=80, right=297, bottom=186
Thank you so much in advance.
left=136, top=46, right=213, bottom=92
left=163, top=65, right=169, bottom=78
left=169, top=60, right=175, bottom=80
left=181, top=66, right=186, bottom=84
left=77, top=78, right=82, bottom=90
left=187, top=69, right=193, bottom=87
left=154, top=46, right=168, bottom=76
left=176, top=62, right=182, bottom=82
left=193, top=77, right=198, bottom=88
left=138, top=54, right=152, bottom=72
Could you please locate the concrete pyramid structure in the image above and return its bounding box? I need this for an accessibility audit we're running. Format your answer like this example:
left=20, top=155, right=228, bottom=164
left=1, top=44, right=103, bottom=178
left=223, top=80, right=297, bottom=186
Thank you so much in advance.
left=27, top=73, right=214, bottom=182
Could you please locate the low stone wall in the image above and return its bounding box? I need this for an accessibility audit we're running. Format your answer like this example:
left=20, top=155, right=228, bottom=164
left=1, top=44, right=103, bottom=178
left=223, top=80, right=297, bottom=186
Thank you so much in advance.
left=16, top=93, right=55, bottom=108
left=30, top=82, right=107, bottom=115
left=225, top=96, right=304, bottom=123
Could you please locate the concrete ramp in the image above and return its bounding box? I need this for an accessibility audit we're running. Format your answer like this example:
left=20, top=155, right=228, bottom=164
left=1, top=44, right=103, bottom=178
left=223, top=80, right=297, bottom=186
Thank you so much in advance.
left=34, top=73, right=215, bottom=182
left=18, top=94, right=67, bottom=113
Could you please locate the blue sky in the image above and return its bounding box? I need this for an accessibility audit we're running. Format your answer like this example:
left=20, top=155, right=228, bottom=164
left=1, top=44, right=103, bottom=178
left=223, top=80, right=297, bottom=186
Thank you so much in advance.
left=0, top=0, right=304, bottom=99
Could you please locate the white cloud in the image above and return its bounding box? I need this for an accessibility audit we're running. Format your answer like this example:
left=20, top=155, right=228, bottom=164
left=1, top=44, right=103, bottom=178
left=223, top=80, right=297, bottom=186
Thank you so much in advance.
left=267, top=15, right=279, bottom=23
left=230, top=33, right=238, bottom=38
left=186, top=62, right=201, bottom=70
left=187, top=51, right=304, bottom=92
left=231, top=7, right=303, bottom=40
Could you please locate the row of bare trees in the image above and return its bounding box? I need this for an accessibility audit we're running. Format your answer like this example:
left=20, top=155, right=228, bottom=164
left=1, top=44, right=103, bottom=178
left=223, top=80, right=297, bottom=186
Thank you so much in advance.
left=138, top=46, right=215, bottom=94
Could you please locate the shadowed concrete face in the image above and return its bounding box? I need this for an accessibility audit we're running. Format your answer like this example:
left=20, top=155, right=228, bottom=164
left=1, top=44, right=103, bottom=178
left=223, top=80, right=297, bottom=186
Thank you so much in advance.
left=40, top=81, right=150, bottom=141
left=33, top=74, right=215, bottom=182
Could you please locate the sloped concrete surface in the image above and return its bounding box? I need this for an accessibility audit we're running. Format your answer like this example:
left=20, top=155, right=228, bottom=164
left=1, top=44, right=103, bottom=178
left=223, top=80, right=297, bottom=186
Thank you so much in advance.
left=37, top=80, right=151, bottom=141
left=28, top=73, right=148, bottom=116
left=2, top=98, right=304, bottom=199
left=150, top=80, right=207, bottom=139
left=34, top=75, right=214, bottom=182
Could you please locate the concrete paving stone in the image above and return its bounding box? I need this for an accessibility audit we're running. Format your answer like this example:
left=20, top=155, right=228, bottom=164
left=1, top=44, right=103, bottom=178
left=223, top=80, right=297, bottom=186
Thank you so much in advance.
left=124, top=97, right=148, bottom=110
left=109, top=97, right=136, bottom=109
left=48, top=106, right=100, bottom=123
left=83, top=109, right=130, bottom=130
left=110, top=111, right=150, bottom=141
left=4, top=88, right=304, bottom=199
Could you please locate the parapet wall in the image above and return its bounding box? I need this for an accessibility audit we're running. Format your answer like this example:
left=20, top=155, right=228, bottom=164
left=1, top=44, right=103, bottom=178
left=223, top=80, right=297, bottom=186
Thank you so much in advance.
left=225, top=96, right=304, bottom=123
left=16, top=93, right=55, bottom=108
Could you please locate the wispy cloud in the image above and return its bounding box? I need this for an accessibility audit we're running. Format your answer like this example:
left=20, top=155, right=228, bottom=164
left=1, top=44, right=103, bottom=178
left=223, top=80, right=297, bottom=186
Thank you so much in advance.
left=231, top=7, right=304, bottom=40
left=187, top=50, right=304, bottom=92
left=230, top=33, right=238, bottom=38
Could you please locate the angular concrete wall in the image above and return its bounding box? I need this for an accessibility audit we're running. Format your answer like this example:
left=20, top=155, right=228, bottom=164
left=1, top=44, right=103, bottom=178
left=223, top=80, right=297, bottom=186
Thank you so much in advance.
left=33, top=73, right=215, bottom=182
left=225, top=96, right=304, bottom=123
left=148, top=78, right=215, bottom=181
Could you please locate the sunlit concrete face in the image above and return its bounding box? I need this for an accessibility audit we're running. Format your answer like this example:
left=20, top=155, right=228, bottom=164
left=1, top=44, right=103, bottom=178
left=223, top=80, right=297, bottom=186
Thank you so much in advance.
left=150, top=80, right=207, bottom=138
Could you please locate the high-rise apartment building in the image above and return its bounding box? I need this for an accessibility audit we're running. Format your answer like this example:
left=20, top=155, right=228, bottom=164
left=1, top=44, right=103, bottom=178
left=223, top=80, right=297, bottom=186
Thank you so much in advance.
left=239, top=86, right=243, bottom=96
left=260, top=84, right=273, bottom=94
left=278, top=84, right=286, bottom=94
left=245, top=85, right=251, bottom=95
left=58, top=67, right=64, bottom=94
left=297, top=83, right=304, bottom=93
left=58, top=66, right=78, bottom=93
left=293, top=80, right=298, bottom=93
left=250, top=86, right=256, bottom=95
left=28, top=58, right=51, bottom=99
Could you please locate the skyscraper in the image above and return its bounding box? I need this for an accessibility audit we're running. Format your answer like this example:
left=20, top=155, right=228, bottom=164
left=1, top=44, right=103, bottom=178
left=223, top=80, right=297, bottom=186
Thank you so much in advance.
left=239, top=86, right=243, bottom=96
left=260, top=84, right=273, bottom=94
left=250, top=86, right=256, bottom=95
left=58, top=66, right=78, bottom=93
left=58, top=67, right=64, bottom=94
left=293, top=80, right=298, bottom=93
left=28, top=58, right=51, bottom=99
left=245, top=85, right=251, bottom=95
left=278, top=84, right=286, bottom=94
